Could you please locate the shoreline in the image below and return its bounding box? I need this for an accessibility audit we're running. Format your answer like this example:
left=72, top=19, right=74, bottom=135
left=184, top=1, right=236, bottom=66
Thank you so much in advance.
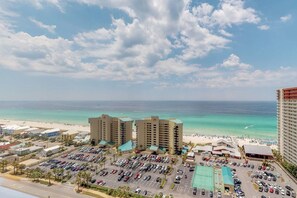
left=0, top=118, right=277, bottom=149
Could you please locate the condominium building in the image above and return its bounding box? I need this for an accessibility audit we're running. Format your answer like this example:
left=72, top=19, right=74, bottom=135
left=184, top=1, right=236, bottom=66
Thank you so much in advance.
left=277, top=87, right=297, bottom=166
left=88, top=114, right=133, bottom=146
left=135, top=116, right=183, bottom=155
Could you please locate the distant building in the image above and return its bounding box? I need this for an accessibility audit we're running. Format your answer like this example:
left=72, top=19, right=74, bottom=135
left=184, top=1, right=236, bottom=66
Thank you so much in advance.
left=61, top=131, right=79, bottom=142
left=0, top=142, right=21, bottom=151
left=212, top=139, right=241, bottom=159
left=24, top=128, right=44, bottom=137
left=73, top=131, right=90, bottom=144
left=191, top=166, right=234, bottom=193
left=243, top=145, right=273, bottom=160
left=118, top=140, right=136, bottom=153
left=192, top=145, right=213, bottom=154
left=89, top=114, right=133, bottom=146
left=1, top=125, right=30, bottom=135
left=0, top=153, right=19, bottom=164
left=41, top=145, right=61, bottom=157
left=135, top=116, right=183, bottom=155
left=10, top=146, right=43, bottom=156
left=40, top=128, right=60, bottom=138
left=277, top=87, right=297, bottom=166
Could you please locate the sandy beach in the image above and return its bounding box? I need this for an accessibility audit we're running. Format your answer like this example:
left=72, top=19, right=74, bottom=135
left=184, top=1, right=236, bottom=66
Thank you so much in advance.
left=0, top=119, right=277, bottom=149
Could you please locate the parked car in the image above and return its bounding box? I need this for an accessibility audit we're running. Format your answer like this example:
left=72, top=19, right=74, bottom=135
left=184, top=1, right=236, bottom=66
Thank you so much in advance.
left=193, top=187, right=197, bottom=195
left=201, top=189, right=205, bottom=195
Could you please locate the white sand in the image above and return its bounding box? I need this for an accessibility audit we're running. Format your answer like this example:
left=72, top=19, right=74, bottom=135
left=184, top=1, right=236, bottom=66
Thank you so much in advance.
left=0, top=119, right=277, bottom=149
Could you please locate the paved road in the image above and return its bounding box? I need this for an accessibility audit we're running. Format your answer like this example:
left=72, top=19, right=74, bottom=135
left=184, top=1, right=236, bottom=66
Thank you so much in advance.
left=0, top=177, right=90, bottom=198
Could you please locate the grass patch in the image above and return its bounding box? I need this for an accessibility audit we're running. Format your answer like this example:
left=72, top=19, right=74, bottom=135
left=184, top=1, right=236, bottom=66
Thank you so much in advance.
left=82, top=191, right=105, bottom=198
left=252, top=183, right=259, bottom=190
left=160, top=178, right=167, bottom=189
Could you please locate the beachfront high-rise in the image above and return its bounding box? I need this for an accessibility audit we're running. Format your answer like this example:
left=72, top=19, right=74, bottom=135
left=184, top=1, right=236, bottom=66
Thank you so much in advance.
left=135, top=116, right=183, bottom=155
left=89, top=114, right=133, bottom=146
left=277, top=87, right=297, bottom=166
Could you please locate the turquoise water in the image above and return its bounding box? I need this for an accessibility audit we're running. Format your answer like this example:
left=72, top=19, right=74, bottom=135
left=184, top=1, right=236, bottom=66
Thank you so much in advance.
left=0, top=101, right=277, bottom=139
left=0, top=186, right=37, bottom=198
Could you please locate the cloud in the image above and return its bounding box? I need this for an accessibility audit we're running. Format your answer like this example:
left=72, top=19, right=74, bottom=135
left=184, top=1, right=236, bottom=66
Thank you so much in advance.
left=211, top=0, right=260, bottom=27
left=5, top=0, right=296, bottom=91
left=280, top=14, right=292, bottom=22
left=219, top=29, right=233, bottom=37
left=28, top=0, right=64, bottom=12
left=221, top=54, right=251, bottom=69
left=257, top=25, right=270, bottom=30
left=29, top=18, right=56, bottom=33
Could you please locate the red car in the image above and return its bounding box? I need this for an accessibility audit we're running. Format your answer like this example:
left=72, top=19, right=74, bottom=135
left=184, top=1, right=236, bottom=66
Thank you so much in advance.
left=269, top=188, right=274, bottom=193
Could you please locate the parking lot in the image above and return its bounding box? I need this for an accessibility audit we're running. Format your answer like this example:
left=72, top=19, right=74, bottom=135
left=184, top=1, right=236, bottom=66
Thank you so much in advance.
left=34, top=146, right=297, bottom=198
left=197, top=155, right=296, bottom=198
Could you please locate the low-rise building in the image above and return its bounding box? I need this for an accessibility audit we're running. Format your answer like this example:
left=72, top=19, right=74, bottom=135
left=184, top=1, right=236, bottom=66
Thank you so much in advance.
left=118, top=140, right=136, bottom=153
left=0, top=142, right=21, bottom=152
left=1, top=125, right=25, bottom=134
left=192, top=145, right=213, bottom=154
left=243, top=144, right=273, bottom=160
left=73, top=131, right=90, bottom=144
left=13, top=148, right=30, bottom=156
left=41, top=145, right=61, bottom=157
left=24, top=128, right=44, bottom=137
left=212, top=139, right=241, bottom=159
left=61, top=131, right=79, bottom=142
left=40, top=128, right=60, bottom=138
left=10, top=145, right=43, bottom=156
left=222, top=167, right=234, bottom=193
left=0, top=153, right=19, bottom=163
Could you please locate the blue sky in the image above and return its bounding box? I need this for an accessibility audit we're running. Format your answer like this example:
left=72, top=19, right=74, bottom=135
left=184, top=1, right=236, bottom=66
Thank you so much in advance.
left=0, top=0, right=296, bottom=101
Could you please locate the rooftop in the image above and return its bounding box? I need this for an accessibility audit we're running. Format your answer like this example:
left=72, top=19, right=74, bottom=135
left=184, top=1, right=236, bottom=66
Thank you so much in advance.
left=43, top=145, right=60, bottom=152
left=148, top=145, right=159, bottom=151
left=62, top=130, right=79, bottom=135
left=41, top=128, right=60, bottom=134
left=193, top=145, right=213, bottom=152
left=119, top=117, right=133, bottom=122
left=169, top=119, right=183, bottom=124
left=222, top=167, right=234, bottom=186
left=118, top=140, right=135, bottom=152
left=244, top=144, right=273, bottom=156
left=192, top=166, right=214, bottom=191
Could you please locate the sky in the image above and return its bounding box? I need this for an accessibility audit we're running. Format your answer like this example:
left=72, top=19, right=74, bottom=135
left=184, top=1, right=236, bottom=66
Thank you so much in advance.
left=0, top=0, right=297, bottom=101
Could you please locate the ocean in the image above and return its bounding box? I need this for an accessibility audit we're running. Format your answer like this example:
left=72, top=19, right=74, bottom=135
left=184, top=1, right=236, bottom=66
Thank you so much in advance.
left=0, top=101, right=277, bottom=139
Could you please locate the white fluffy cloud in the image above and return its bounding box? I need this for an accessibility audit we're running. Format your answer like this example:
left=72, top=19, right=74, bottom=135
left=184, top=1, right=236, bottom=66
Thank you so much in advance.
left=27, top=0, right=64, bottom=12
left=221, top=54, right=251, bottom=69
left=257, top=25, right=270, bottom=30
left=1, top=0, right=296, bottom=89
left=280, top=14, right=292, bottom=22
left=30, top=18, right=56, bottom=33
left=192, top=0, right=260, bottom=27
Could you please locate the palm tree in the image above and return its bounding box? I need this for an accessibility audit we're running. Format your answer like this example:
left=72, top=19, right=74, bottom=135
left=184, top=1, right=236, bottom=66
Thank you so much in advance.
left=19, top=164, right=26, bottom=175
left=59, top=168, right=64, bottom=181
left=25, top=168, right=32, bottom=178
left=46, top=171, right=52, bottom=185
left=32, top=168, right=42, bottom=182
left=83, top=171, right=91, bottom=187
left=53, top=168, right=59, bottom=181
left=76, top=171, right=83, bottom=191
left=0, top=160, right=8, bottom=173
left=12, top=160, right=19, bottom=175
left=66, top=170, right=71, bottom=179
